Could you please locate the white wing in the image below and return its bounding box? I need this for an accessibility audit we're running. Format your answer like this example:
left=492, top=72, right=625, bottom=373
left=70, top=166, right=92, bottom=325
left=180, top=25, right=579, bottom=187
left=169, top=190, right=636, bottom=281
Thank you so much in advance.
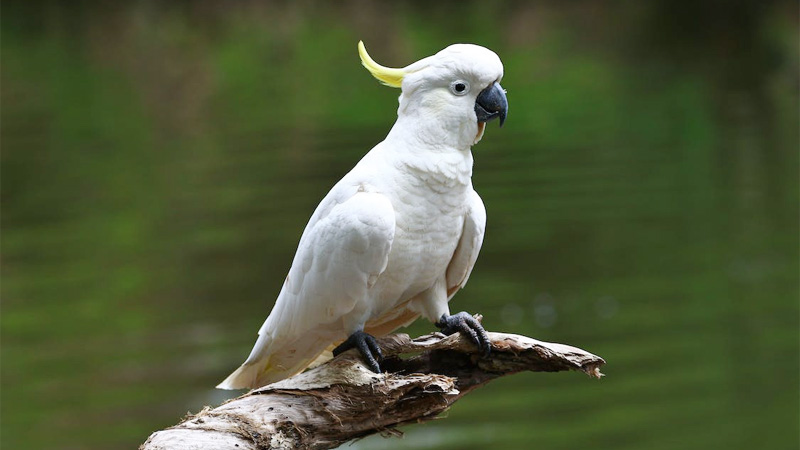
left=217, top=187, right=395, bottom=389
left=445, top=189, right=486, bottom=298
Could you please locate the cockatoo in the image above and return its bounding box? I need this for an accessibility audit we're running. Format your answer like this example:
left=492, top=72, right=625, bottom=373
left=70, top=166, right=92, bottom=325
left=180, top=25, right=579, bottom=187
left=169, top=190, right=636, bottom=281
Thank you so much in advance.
left=218, top=41, right=508, bottom=390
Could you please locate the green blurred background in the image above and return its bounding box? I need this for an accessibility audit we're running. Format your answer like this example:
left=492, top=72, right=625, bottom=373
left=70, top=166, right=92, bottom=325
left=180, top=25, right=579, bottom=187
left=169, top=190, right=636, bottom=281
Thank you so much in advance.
left=2, top=1, right=798, bottom=449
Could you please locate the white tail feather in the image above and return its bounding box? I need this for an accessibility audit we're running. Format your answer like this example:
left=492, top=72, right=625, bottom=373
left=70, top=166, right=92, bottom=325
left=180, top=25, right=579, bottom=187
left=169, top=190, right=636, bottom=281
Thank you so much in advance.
left=216, top=360, right=264, bottom=390
left=216, top=333, right=335, bottom=390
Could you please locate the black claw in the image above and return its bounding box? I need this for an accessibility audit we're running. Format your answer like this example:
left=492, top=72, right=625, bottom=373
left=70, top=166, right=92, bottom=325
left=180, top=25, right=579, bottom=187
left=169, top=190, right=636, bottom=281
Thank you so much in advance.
left=365, top=335, right=383, bottom=361
left=333, top=330, right=383, bottom=373
left=436, top=311, right=492, bottom=356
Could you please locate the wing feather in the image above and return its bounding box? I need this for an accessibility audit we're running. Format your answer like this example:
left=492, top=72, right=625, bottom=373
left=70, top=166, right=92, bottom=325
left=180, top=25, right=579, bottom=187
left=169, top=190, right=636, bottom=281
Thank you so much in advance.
left=218, top=188, right=395, bottom=389
left=445, top=189, right=486, bottom=298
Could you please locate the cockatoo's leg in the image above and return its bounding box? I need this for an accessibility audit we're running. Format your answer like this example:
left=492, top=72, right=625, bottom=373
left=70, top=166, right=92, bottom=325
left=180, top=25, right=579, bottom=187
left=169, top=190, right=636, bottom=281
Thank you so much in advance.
left=436, top=311, right=492, bottom=356
left=333, top=330, right=383, bottom=373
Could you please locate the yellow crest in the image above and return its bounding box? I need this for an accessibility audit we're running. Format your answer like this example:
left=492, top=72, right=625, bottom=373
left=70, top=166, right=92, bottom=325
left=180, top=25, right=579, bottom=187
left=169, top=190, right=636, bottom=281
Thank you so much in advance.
left=358, top=41, right=404, bottom=88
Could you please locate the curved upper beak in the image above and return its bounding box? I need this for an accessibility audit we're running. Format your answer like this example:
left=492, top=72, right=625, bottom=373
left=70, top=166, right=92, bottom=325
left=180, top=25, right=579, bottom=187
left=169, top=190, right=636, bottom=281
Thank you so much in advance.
left=475, top=82, right=508, bottom=127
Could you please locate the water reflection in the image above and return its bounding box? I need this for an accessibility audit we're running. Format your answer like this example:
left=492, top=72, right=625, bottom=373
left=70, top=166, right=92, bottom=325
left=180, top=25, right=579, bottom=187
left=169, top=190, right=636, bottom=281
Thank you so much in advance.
left=2, top=2, right=798, bottom=449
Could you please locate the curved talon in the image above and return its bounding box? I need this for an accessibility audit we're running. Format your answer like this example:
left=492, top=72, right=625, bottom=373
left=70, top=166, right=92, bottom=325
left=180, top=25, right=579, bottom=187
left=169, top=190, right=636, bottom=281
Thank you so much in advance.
left=333, top=330, right=383, bottom=373
left=436, top=311, right=492, bottom=356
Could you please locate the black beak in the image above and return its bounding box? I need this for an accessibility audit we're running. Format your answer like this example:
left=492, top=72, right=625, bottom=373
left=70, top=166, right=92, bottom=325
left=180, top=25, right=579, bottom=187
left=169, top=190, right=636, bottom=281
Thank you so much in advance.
left=475, top=82, right=508, bottom=127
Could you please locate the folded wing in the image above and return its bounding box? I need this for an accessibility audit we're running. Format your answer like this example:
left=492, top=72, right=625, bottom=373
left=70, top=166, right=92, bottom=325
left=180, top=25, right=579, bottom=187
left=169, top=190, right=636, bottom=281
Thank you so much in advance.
left=446, top=189, right=487, bottom=298
left=217, top=189, right=395, bottom=389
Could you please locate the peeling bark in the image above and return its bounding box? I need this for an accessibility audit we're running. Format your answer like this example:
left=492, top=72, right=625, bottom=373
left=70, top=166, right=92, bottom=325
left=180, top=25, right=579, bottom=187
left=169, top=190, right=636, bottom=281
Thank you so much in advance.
left=140, top=331, right=605, bottom=450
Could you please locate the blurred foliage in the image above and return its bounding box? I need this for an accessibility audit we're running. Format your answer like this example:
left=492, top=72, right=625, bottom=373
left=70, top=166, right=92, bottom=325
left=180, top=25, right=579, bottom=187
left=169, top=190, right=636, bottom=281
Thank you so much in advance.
left=1, top=1, right=798, bottom=449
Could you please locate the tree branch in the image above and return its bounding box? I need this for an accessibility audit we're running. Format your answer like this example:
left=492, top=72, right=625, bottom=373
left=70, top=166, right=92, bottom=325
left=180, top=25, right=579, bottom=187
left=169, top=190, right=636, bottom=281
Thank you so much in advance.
left=140, top=330, right=605, bottom=450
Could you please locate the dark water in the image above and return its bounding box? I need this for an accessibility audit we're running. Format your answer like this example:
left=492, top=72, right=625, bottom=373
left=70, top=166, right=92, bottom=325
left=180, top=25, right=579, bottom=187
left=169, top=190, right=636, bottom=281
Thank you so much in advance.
left=2, top=2, right=798, bottom=449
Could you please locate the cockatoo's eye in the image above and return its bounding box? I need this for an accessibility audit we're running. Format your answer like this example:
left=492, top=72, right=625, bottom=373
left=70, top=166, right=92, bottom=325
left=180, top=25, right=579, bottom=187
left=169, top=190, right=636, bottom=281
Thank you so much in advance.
left=450, top=80, right=470, bottom=96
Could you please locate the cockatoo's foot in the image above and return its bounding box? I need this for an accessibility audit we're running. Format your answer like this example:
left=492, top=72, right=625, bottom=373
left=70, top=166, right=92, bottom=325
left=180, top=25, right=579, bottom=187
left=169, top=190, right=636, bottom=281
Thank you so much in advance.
left=436, top=311, right=492, bottom=356
left=333, top=330, right=383, bottom=373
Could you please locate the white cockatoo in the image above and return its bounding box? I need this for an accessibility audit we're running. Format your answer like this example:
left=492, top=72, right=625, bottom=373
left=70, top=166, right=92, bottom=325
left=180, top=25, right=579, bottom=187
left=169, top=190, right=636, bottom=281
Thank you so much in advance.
left=218, top=41, right=508, bottom=390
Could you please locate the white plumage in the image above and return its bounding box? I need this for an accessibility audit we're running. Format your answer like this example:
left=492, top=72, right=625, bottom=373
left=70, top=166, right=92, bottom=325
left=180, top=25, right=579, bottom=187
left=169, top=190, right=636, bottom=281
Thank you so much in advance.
left=218, top=42, right=505, bottom=389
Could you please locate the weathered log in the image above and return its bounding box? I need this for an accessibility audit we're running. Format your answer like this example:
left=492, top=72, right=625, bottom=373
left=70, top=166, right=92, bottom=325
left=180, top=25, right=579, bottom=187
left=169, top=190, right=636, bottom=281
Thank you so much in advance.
left=141, top=330, right=605, bottom=450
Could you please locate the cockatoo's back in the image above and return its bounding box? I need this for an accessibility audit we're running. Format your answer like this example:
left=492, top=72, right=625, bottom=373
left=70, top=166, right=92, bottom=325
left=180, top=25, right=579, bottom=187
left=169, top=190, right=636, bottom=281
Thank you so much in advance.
left=218, top=42, right=507, bottom=390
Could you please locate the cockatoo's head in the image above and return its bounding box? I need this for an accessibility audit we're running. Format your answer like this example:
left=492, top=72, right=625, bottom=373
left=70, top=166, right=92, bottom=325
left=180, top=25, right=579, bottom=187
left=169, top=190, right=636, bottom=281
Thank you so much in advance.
left=358, top=41, right=508, bottom=149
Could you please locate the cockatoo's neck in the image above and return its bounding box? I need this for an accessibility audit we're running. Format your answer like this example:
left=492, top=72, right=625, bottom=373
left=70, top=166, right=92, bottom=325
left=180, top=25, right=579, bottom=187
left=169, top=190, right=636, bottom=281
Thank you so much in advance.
left=383, top=115, right=475, bottom=188
left=386, top=115, right=478, bottom=153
